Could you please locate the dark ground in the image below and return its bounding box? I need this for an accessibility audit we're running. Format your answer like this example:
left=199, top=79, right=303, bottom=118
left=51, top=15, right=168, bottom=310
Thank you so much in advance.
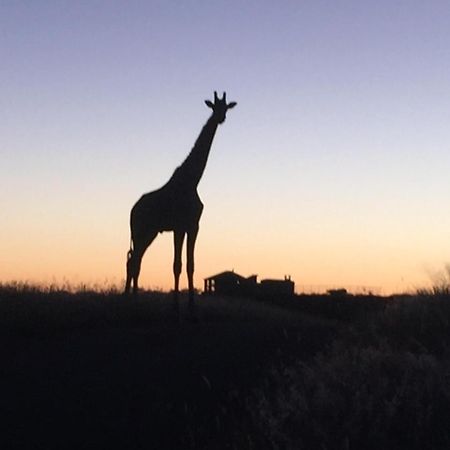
left=1, top=288, right=449, bottom=449
left=0, top=290, right=339, bottom=449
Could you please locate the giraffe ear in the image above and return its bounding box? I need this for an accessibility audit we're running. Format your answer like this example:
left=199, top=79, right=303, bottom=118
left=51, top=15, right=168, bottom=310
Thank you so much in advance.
left=205, top=100, right=214, bottom=108
left=227, top=102, right=237, bottom=109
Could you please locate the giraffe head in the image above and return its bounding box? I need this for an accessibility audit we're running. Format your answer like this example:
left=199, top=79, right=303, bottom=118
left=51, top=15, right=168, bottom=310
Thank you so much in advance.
left=205, top=91, right=237, bottom=124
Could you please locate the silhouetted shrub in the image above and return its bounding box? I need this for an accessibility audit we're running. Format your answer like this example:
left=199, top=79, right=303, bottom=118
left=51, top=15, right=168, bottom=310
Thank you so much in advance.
left=249, top=344, right=450, bottom=450
left=3, top=283, right=450, bottom=449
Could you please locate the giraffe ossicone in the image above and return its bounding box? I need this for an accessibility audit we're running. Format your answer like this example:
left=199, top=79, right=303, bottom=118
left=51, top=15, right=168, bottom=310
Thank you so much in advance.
left=124, top=92, right=237, bottom=312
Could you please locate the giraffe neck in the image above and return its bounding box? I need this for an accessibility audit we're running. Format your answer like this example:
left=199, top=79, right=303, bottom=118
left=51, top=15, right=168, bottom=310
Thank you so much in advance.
left=171, top=115, right=219, bottom=189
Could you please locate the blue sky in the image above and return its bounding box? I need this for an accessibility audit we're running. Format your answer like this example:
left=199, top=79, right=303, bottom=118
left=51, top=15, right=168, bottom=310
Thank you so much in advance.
left=2, top=1, right=450, bottom=293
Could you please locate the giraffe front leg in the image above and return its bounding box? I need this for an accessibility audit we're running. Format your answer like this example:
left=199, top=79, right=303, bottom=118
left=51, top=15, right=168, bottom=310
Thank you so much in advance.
left=173, top=231, right=185, bottom=314
left=187, top=226, right=199, bottom=314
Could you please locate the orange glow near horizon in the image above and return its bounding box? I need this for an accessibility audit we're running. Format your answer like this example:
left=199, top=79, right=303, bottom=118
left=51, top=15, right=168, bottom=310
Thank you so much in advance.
left=1, top=159, right=449, bottom=296
left=1, top=212, right=445, bottom=295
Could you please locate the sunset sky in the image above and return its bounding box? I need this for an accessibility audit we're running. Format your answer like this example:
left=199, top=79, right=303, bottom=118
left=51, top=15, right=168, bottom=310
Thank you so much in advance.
left=2, top=1, right=450, bottom=294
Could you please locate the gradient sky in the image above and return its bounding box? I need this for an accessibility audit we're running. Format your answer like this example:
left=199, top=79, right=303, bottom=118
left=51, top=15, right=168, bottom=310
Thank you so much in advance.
left=2, top=1, right=450, bottom=293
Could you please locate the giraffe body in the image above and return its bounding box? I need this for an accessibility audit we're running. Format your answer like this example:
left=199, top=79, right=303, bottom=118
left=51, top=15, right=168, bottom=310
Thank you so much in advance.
left=130, top=184, right=203, bottom=235
left=124, top=92, right=236, bottom=311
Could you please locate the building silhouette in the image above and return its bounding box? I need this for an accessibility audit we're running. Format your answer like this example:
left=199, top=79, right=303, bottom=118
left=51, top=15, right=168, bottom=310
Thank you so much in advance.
left=204, top=270, right=294, bottom=297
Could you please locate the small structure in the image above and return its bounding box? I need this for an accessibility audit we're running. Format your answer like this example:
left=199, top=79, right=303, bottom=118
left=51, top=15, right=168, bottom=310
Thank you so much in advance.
left=204, top=270, right=258, bottom=296
left=260, top=276, right=295, bottom=296
left=327, top=288, right=348, bottom=297
left=204, top=271, right=294, bottom=297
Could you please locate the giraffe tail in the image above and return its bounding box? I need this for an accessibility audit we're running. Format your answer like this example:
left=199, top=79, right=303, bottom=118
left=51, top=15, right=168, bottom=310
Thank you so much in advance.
left=127, top=237, right=134, bottom=261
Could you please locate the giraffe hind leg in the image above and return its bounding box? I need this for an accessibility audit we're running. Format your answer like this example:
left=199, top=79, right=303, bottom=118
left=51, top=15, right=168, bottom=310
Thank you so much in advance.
left=126, top=232, right=158, bottom=296
left=124, top=248, right=134, bottom=294
left=125, top=258, right=131, bottom=294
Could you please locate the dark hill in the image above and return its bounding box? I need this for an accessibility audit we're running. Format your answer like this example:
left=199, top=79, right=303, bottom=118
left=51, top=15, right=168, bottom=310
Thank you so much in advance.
left=1, top=287, right=449, bottom=449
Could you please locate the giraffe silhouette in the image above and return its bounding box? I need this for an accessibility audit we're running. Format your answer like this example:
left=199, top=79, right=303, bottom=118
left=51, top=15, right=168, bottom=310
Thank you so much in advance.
left=124, top=91, right=237, bottom=311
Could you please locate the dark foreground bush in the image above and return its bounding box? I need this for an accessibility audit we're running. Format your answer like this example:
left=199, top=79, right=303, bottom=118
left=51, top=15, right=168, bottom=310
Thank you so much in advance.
left=2, top=283, right=450, bottom=449
left=248, top=343, right=450, bottom=450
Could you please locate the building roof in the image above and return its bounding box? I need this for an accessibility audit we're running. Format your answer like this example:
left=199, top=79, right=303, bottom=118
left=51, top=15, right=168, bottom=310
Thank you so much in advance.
left=204, top=270, right=246, bottom=281
left=261, top=278, right=294, bottom=284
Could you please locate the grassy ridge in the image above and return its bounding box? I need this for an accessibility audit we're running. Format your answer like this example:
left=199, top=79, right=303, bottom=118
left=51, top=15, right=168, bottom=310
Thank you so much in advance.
left=1, top=284, right=450, bottom=449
